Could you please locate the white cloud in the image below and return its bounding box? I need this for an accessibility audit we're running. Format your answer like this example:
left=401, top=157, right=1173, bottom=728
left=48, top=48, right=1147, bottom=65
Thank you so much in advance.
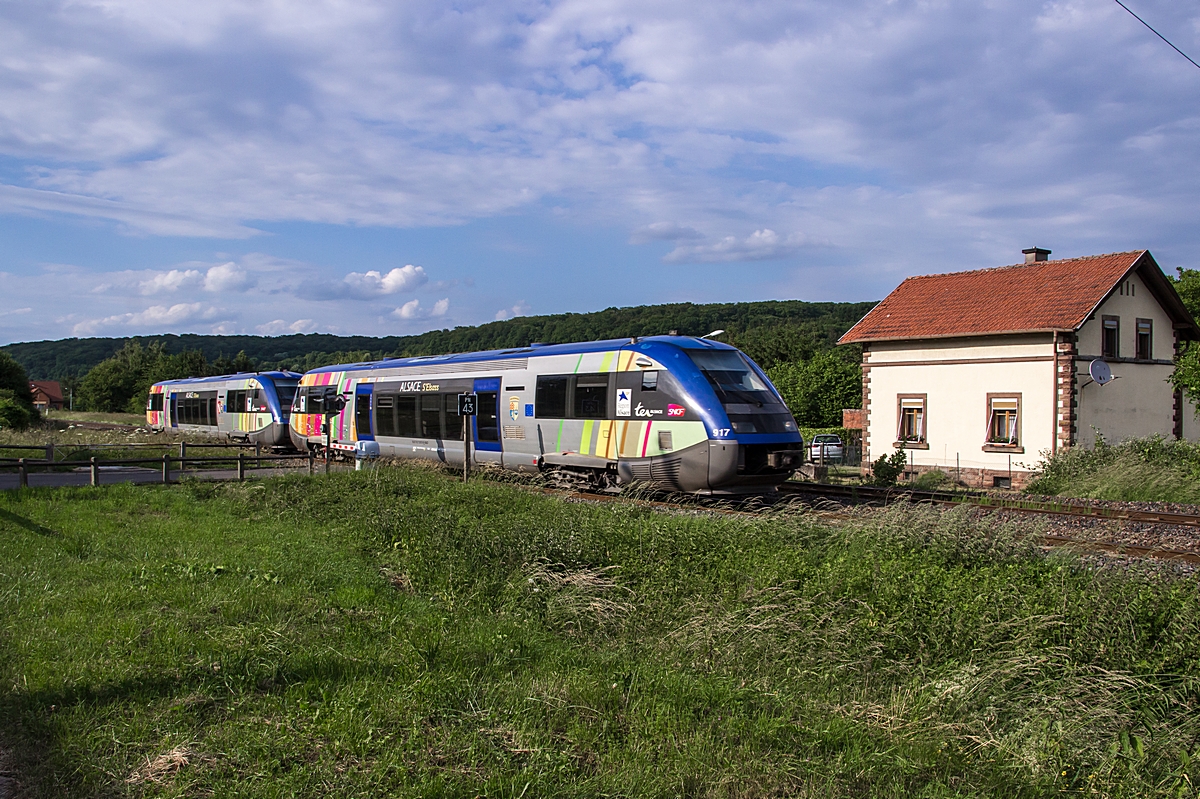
left=630, top=222, right=703, bottom=244
left=140, top=268, right=202, bottom=295
left=256, top=318, right=319, bottom=335
left=495, top=301, right=531, bottom=321
left=393, top=298, right=449, bottom=320
left=72, top=302, right=217, bottom=335
left=0, top=307, right=32, bottom=317
left=342, top=265, right=427, bottom=297
left=203, top=262, right=251, bottom=292
left=663, top=229, right=809, bottom=263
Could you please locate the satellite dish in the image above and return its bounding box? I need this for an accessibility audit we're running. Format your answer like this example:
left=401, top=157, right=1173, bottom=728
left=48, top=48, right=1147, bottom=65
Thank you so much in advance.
left=1089, top=359, right=1113, bottom=385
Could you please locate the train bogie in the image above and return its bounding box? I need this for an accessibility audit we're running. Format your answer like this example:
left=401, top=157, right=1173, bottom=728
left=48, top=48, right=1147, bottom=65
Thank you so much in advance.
left=289, top=337, right=804, bottom=494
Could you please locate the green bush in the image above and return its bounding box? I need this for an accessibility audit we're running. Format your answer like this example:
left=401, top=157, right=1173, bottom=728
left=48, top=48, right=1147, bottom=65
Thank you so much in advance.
left=1026, top=434, right=1200, bottom=503
left=913, top=468, right=951, bottom=490
left=871, top=446, right=907, bottom=486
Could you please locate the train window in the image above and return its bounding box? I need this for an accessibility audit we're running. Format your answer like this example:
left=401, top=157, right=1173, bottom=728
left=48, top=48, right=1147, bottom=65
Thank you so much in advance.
left=688, top=350, right=775, bottom=405
left=147, top=393, right=163, bottom=412
left=419, top=393, right=441, bottom=438
left=641, top=371, right=658, bottom=391
left=396, top=396, right=417, bottom=437
left=476, top=391, right=499, bottom=442
left=227, top=390, right=245, bottom=413
left=574, top=374, right=608, bottom=418
left=536, top=376, right=568, bottom=418
left=376, top=394, right=396, bottom=437
left=444, top=394, right=464, bottom=440
left=355, top=393, right=372, bottom=437
left=275, top=383, right=298, bottom=412
left=306, top=387, right=323, bottom=415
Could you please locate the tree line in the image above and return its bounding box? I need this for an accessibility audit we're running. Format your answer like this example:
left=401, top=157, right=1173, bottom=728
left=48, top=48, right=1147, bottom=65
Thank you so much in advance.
left=47, top=298, right=874, bottom=427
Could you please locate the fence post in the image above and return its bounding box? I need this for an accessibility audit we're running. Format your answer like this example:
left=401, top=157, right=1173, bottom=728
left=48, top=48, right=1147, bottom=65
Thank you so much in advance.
left=18, top=458, right=27, bottom=489
left=90, top=457, right=99, bottom=487
left=162, top=454, right=170, bottom=483
left=179, top=441, right=186, bottom=473
left=45, top=443, right=53, bottom=462
left=237, top=451, right=245, bottom=481
left=308, top=450, right=315, bottom=475
left=255, top=441, right=261, bottom=468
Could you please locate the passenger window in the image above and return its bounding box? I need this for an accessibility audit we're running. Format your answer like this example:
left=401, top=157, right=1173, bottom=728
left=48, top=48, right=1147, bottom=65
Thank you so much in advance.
left=396, top=396, right=417, bottom=437
left=444, top=394, right=464, bottom=439
left=355, top=393, right=372, bottom=437
left=641, top=371, right=658, bottom=391
left=536, top=375, right=569, bottom=418
left=376, top=394, right=396, bottom=437
left=419, top=393, right=441, bottom=438
left=476, top=391, right=499, bottom=441
left=574, top=375, right=608, bottom=418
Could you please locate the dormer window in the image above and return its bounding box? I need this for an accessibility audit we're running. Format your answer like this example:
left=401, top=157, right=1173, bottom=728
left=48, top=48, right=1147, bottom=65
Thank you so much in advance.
left=1102, top=316, right=1120, bottom=359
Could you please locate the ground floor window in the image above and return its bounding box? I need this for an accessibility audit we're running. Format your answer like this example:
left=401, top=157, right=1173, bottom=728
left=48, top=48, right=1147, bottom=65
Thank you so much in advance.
left=896, top=395, right=926, bottom=444
left=986, top=395, right=1020, bottom=446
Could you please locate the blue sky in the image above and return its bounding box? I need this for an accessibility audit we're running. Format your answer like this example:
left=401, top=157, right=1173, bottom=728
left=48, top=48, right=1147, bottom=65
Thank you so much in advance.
left=1, top=0, right=1199, bottom=344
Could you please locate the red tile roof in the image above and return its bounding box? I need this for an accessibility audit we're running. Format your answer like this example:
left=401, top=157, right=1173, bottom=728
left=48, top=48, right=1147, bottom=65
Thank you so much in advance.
left=29, top=380, right=63, bottom=402
left=839, top=251, right=1177, bottom=344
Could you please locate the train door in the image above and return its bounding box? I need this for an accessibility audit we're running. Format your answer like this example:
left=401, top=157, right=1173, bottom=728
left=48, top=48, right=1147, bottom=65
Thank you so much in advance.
left=472, top=377, right=502, bottom=465
left=169, top=393, right=178, bottom=428
left=355, top=383, right=373, bottom=440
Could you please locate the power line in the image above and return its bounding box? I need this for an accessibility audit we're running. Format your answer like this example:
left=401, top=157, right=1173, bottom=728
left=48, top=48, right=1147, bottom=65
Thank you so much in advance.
left=1112, top=0, right=1200, bottom=71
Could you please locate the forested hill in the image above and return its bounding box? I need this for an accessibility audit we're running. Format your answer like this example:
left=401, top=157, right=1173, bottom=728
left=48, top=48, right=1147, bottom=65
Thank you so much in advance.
left=4, top=299, right=877, bottom=380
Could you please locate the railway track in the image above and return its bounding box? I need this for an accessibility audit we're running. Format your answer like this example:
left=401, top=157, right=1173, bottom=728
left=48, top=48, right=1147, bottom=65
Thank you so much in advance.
left=775, top=481, right=1200, bottom=565
left=530, top=481, right=1200, bottom=566
left=776, top=481, right=1200, bottom=528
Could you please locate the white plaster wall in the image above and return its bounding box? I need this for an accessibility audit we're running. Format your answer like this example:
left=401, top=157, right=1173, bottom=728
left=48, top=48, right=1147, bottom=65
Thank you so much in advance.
left=1074, top=271, right=1179, bottom=447
left=865, top=337, right=1055, bottom=472
left=866, top=334, right=1055, bottom=363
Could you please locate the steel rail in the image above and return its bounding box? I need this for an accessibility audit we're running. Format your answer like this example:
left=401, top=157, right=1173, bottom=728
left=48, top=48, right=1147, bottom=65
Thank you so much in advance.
left=776, top=482, right=1200, bottom=529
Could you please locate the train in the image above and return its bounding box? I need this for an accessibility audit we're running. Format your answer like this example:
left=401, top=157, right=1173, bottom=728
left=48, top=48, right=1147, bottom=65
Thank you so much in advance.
left=288, top=336, right=805, bottom=494
left=146, top=371, right=301, bottom=447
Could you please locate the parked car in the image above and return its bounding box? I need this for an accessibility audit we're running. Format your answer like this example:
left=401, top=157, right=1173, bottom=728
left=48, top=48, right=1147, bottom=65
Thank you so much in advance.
left=808, top=434, right=844, bottom=463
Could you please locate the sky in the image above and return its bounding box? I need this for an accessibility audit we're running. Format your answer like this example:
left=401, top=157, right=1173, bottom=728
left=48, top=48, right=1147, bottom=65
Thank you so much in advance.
left=1, top=0, right=1199, bottom=344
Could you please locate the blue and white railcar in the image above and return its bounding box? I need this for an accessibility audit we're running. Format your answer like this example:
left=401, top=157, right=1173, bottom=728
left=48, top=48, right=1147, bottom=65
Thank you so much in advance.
left=147, top=371, right=301, bottom=447
left=291, top=337, right=803, bottom=494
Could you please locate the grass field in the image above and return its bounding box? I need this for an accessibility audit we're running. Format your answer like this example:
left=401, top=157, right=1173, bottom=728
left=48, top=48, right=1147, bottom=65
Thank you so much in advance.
left=42, top=410, right=147, bottom=427
left=2, top=467, right=1199, bottom=797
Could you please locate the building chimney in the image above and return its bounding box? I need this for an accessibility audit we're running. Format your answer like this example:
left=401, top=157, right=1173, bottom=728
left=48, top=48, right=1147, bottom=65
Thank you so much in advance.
left=1022, top=247, right=1051, bottom=263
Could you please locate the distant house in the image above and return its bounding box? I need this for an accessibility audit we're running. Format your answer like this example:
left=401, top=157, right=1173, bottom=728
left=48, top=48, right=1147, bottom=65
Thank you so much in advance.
left=29, top=380, right=64, bottom=411
left=838, top=249, right=1200, bottom=488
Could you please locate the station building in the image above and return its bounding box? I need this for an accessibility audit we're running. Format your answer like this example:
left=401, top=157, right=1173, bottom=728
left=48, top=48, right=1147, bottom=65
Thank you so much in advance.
left=838, top=249, right=1200, bottom=488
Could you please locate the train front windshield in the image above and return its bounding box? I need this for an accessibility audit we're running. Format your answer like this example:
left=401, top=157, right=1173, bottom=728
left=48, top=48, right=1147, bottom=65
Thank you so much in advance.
left=274, top=382, right=299, bottom=415
left=688, top=350, right=777, bottom=405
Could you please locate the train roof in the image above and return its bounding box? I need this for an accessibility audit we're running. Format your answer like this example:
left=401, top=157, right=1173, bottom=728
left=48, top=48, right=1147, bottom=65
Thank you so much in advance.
left=151, top=371, right=301, bottom=388
left=306, top=336, right=742, bottom=375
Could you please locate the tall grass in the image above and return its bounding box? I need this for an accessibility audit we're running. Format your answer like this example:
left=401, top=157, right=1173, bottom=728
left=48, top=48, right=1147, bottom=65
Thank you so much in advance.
left=1, top=468, right=1198, bottom=796
left=1027, top=434, right=1200, bottom=503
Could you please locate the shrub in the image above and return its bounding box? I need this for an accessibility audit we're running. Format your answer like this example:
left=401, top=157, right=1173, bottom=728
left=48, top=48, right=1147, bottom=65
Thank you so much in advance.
left=913, top=468, right=950, bottom=490
left=1026, top=434, right=1200, bottom=503
left=871, top=446, right=907, bottom=486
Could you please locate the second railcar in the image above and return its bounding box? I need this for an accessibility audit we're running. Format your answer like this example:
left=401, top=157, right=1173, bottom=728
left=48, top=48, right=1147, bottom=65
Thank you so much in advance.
left=147, top=371, right=300, bottom=447
left=290, top=337, right=803, bottom=494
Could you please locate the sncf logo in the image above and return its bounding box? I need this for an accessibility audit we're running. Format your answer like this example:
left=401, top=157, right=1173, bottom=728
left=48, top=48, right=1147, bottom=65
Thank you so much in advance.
left=667, top=404, right=685, bottom=417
